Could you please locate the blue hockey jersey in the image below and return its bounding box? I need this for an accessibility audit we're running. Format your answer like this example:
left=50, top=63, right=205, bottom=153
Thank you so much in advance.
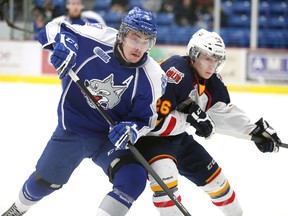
left=38, top=21, right=167, bottom=139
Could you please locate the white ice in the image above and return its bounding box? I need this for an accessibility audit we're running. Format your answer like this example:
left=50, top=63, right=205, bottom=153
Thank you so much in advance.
left=0, top=82, right=288, bottom=216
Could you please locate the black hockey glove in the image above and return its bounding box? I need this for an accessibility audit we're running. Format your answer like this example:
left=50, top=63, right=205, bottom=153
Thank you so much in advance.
left=250, top=118, right=281, bottom=153
left=186, top=102, right=215, bottom=139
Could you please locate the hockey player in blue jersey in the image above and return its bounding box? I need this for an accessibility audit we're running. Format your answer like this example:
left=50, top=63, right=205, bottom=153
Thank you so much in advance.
left=1, top=7, right=167, bottom=216
left=135, top=29, right=282, bottom=216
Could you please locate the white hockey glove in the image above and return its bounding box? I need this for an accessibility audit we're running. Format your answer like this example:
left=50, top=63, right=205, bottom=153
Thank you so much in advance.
left=108, top=122, right=138, bottom=150
left=250, top=118, right=281, bottom=153
left=186, top=102, right=215, bottom=139
left=51, top=32, right=79, bottom=79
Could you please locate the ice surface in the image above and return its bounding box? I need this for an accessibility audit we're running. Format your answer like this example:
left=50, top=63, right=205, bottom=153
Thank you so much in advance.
left=0, top=82, right=287, bottom=216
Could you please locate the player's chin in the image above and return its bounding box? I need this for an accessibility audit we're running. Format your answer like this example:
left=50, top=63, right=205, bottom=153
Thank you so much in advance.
left=128, top=53, right=142, bottom=63
left=204, top=72, right=213, bottom=79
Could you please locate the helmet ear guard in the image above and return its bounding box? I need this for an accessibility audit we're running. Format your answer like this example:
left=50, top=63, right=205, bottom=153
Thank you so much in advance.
left=188, top=45, right=201, bottom=61
left=187, top=29, right=226, bottom=73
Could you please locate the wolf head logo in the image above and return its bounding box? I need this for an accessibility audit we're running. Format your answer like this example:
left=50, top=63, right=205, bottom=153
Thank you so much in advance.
left=84, top=74, right=127, bottom=109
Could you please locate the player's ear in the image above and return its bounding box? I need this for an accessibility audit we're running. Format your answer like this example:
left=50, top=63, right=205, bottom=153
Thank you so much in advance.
left=117, top=34, right=123, bottom=43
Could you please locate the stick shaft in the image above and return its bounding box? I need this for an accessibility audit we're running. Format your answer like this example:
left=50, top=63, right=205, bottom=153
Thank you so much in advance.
left=1, top=0, right=35, bottom=34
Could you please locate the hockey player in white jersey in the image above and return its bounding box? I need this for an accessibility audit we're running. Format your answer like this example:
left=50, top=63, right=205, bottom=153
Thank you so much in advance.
left=135, top=29, right=282, bottom=216
left=1, top=7, right=167, bottom=216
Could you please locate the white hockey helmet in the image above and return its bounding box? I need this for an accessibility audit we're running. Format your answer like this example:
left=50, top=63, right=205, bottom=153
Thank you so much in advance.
left=187, top=28, right=226, bottom=73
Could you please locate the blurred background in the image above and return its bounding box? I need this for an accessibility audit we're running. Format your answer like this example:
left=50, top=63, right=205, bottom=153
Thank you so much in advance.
left=0, top=0, right=287, bottom=90
left=1, top=0, right=288, bottom=47
left=1, top=2, right=288, bottom=215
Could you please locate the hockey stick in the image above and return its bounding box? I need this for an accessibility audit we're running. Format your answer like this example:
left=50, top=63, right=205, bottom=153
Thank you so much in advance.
left=0, top=0, right=35, bottom=34
left=68, top=70, right=192, bottom=216
left=215, top=128, right=288, bottom=149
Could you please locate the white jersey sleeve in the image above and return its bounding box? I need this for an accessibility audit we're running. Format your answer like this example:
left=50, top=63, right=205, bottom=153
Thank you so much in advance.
left=81, top=10, right=106, bottom=25
left=141, top=57, right=168, bottom=135
left=39, top=20, right=116, bottom=50
left=148, top=100, right=258, bottom=138
left=207, top=101, right=257, bottom=135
